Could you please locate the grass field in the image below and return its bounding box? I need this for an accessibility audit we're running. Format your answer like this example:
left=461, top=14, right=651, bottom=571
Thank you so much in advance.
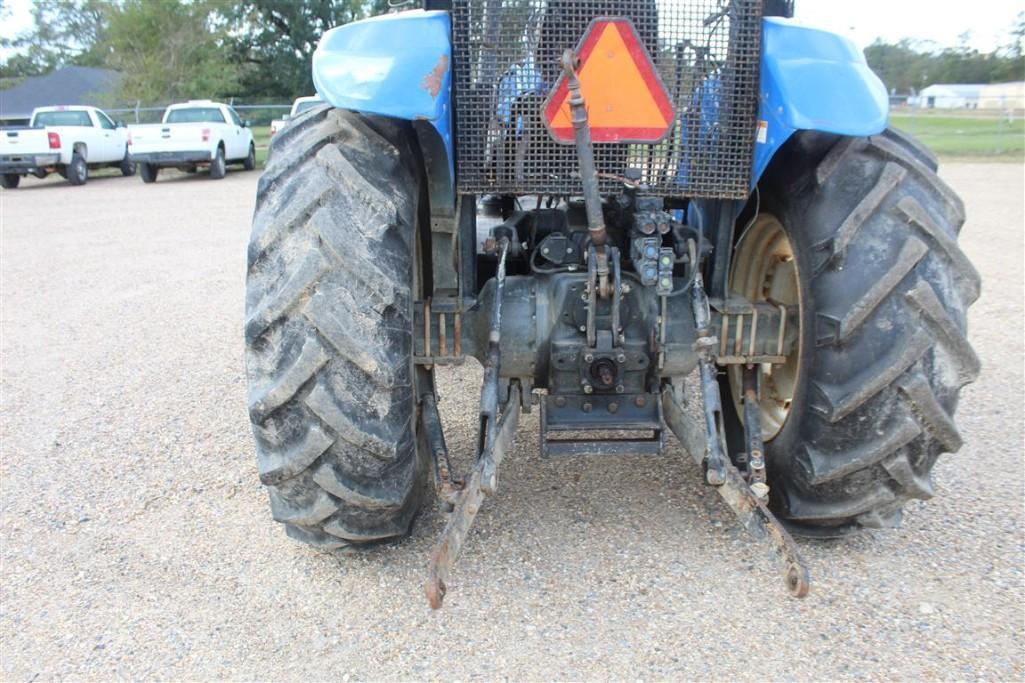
left=890, top=111, right=1024, bottom=160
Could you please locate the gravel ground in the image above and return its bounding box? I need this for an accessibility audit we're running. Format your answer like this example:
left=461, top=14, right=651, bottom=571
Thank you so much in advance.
left=1, top=164, right=1022, bottom=680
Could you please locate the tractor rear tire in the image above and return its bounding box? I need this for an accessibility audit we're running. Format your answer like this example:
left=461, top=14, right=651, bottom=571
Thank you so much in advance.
left=245, top=105, right=430, bottom=549
left=744, top=129, right=980, bottom=535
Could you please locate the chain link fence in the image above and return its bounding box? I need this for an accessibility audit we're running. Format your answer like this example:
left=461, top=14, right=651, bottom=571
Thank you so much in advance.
left=888, top=92, right=1024, bottom=158
left=104, top=100, right=292, bottom=126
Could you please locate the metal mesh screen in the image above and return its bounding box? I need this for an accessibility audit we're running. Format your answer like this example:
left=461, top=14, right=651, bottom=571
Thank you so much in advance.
left=451, top=0, right=762, bottom=199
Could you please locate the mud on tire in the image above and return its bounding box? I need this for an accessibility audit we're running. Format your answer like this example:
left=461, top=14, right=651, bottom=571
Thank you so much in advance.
left=753, top=129, right=980, bottom=535
left=245, top=105, right=430, bottom=548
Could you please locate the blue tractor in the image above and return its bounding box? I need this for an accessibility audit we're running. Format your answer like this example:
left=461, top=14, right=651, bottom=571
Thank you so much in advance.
left=245, top=0, right=979, bottom=607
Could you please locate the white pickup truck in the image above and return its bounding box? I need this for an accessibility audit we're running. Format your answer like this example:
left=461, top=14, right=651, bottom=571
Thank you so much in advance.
left=269, top=96, right=323, bottom=137
left=128, top=101, right=255, bottom=182
left=0, top=105, right=135, bottom=189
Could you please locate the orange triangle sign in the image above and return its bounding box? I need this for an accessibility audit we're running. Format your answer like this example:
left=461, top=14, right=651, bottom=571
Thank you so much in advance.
left=543, top=18, right=676, bottom=144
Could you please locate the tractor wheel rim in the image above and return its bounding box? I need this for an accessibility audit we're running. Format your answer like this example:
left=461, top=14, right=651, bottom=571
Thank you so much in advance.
left=728, top=213, right=802, bottom=441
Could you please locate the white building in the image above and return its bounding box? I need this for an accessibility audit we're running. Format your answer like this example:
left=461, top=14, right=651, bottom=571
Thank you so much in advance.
left=978, top=82, right=1025, bottom=111
left=912, top=84, right=984, bottom=109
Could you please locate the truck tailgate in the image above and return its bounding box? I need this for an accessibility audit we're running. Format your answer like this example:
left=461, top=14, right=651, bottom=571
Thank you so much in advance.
left=1, top=128, right=53, bottom=156
left=128, top=124, right=211, bottom=155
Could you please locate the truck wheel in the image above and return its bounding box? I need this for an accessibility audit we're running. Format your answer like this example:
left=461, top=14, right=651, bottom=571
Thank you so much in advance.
left=730, top=129, right=979, bottom=535
left=67, top=153, right=88, bottom=186
left=209, top=146, right=226, bottom=179
left=120, top=152, right=136, bottom=177
left=1, top=173, right=19, bottom=189
left=243, top=143, right=256, bottom=171
left=139, top=163, right=159, bottom=183
left=245, top=106, right=430, bottom=549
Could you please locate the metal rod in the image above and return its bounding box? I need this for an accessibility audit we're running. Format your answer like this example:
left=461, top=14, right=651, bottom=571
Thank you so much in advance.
left=561, top=48, right=611, bottom=298
left=742, top=365, right=767, bottom=487
left=425, top=383, right=521, bottom=609
left=425, top=239, right=518, bottom=609
left=691, top=267, right=726, bottom=485
left=586, top=246, right=598, bottom=349
left=611, top=247, right=622, bottom=343
left=561, top=50, right=606, bottom=249
left=661, top=387, right=810, bottom=598
left=420, top=392, right=460, bottom=507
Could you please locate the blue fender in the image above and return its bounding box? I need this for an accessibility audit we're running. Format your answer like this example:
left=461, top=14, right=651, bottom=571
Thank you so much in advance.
left=312, top=10, right=453, bottom=178
left=752, top=17, right=890, bottom=184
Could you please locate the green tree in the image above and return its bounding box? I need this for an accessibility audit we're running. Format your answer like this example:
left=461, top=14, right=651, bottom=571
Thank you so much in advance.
left=866, top=33, right=1025, bottom=94
left=102, top=0, right=241, bottom=104
left=0, top=0, right=108, bottom=77
left=221, top=0, right=389, bottom=99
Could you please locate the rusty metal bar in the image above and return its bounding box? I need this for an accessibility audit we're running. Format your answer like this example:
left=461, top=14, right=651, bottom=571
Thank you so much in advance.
left=425, top=383, right=521, bottom=609
left=424, top=298, right=432, bottom=362
left=420, top=393, right=461, bottom=508
left=453, top=313, right=462, bottom=357
left=742, top=365, right=767, bottom=488
left=438, top=311, right=447, bottom=357
left=425, top=239, right=518, bottom=609
left=661, top=387, right=810, bottom=598
left=776, top=303, right=787, bottom=357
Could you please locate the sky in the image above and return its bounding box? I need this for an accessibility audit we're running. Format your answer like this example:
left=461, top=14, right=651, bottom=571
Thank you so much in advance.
left=1, top=0, right=1023, bottom=56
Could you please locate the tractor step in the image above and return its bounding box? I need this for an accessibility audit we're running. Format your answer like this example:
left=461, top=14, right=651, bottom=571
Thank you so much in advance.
left=540, top=393, right=665, bottom=457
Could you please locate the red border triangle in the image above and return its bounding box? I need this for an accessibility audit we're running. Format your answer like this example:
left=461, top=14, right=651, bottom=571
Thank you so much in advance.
left=543, top=17, right=676, bottom=144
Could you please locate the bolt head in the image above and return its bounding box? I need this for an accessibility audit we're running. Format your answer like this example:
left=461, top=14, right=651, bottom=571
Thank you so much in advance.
left=616, top=353, right=626, bottom=363
left=634, top=396, right=646, bottom=407
left=554, top=396, right=567, bottom=408
left=750, top=482, right=770, bottom=499
left=608, top=402, right=619, bottom=414
left=584, top=353, right=594, bottom=363
left=582, top=402, right=593, bottom=412
left=583, top=384, right=593, bottom=394
left=615, top=384, right=624, bottom=394
left=579, top=325, right=586, bottom=332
